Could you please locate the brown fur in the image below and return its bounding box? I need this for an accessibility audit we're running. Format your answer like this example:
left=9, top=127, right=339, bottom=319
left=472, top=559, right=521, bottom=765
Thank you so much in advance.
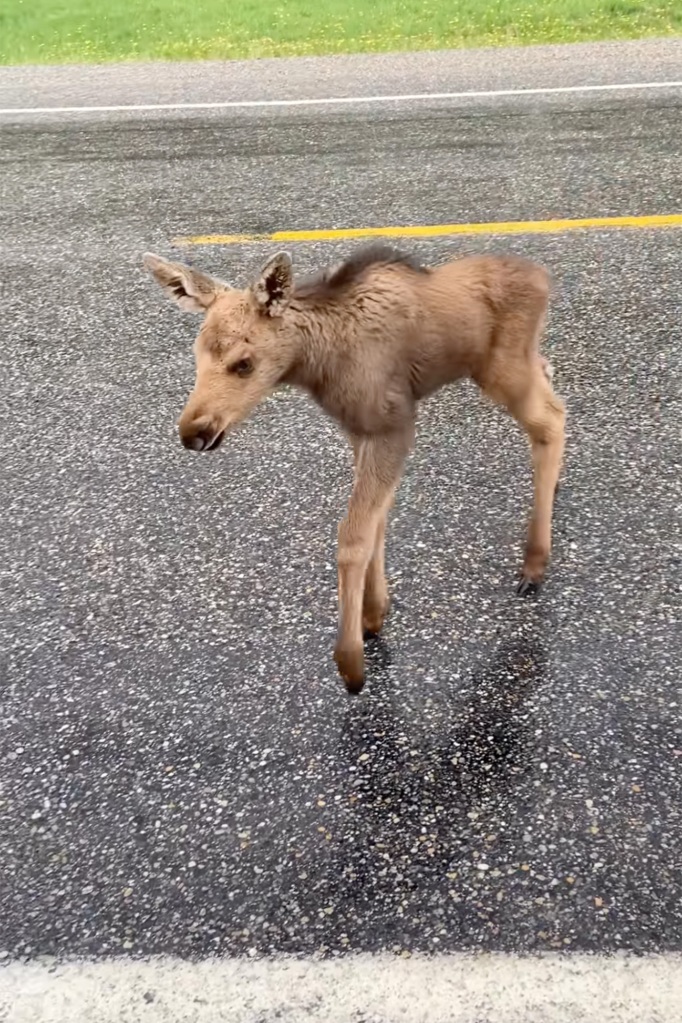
left=144, top=244, right=565, bottom=692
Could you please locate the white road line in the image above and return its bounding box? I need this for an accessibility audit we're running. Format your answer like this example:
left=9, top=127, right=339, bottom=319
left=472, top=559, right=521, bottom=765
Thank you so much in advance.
left=2, top=952, right=682, bottom=1022
left=1, top=79, right=682, bottom=115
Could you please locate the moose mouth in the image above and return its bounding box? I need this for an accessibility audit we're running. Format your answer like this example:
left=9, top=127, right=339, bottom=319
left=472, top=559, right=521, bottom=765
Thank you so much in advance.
left=205, top=430, right=225, bottom=452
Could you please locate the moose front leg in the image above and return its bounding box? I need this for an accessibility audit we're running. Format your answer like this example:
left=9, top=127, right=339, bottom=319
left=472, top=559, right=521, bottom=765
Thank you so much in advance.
left=362, top=511, right=391, bottom=635
left=348, top=435, right=393, bottom=637
left=335, top=431, right=410, bottom=692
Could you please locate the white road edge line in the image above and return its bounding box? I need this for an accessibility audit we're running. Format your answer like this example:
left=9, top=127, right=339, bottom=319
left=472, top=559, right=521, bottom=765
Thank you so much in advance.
left=1, top=79, right=682, bottom=115
left=2, top=952, right=682, bottom=1023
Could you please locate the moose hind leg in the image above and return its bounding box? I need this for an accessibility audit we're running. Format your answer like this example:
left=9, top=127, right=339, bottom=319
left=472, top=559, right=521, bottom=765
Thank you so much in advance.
left=482, top=359, right=565, bottom=594
left=514, top=367, right=565, bottom=593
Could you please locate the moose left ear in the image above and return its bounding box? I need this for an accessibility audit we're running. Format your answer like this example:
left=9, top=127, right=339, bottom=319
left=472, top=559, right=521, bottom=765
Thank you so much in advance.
left=251, top=251, right=293, bottom=317
left=143, top=253, right=223, bottom=313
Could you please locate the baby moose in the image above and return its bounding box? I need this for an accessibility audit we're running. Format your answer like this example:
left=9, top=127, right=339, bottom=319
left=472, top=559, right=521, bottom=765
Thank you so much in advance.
left=144, top=243, right=565, bottom=693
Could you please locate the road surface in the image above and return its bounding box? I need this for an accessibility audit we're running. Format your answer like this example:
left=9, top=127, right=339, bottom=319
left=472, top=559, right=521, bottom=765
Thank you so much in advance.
left=0, top=37, right=681, bottom=1023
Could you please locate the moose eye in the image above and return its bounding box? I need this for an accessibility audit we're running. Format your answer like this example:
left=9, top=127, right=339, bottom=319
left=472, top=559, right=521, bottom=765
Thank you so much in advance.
left=230, top=357, right=254, bottom=377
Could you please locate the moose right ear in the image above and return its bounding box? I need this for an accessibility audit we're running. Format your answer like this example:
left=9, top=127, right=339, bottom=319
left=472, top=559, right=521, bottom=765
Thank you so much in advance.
left=143, top=253, right=224, bottom=313
left=250, top=251, right=294, bottom=317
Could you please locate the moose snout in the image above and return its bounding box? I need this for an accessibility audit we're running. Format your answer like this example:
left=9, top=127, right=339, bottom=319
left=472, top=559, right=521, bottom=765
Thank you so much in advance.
left=177, top=413, right=225, bottom=453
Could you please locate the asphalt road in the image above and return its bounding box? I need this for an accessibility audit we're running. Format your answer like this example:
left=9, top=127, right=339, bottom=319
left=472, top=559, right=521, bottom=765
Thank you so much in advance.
left=1, top=36, right=681, bottom=110
left=1, top=38, right=682, bottom=1020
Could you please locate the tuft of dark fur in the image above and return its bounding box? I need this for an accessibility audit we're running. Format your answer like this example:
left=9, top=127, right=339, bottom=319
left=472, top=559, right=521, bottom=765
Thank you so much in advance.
left=294, top=242, right=429, bottom=302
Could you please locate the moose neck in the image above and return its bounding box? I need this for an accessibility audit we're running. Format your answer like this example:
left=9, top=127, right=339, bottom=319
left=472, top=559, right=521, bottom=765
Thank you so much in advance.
left=277, top=297, right=406, bottom=438
left=278, top=299, right=346, bottom=396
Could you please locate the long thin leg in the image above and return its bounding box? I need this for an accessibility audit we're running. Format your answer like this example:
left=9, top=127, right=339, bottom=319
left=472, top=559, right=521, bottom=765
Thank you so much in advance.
left=480, top=355, right=565, bottom=591
left=335, top=431, right=411, bottom=691
left=518, top=377, right=565, bottom=592
left=348, top=435, right=393, bottom=635
left=363, top=511, right=391, bottom=634
left=505, top=364, right=565, bottom=591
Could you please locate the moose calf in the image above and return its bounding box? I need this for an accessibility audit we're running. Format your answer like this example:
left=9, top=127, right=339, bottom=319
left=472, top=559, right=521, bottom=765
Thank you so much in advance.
left=144, top=243, right=565, bottom=692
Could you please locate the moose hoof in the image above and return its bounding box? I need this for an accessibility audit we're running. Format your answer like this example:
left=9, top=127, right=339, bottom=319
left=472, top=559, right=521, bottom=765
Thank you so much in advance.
left=362, top=597, right=390, bottom=637
left=516, top=575, right=542, bottom=598
left=334, top=643, right=365, bottom=694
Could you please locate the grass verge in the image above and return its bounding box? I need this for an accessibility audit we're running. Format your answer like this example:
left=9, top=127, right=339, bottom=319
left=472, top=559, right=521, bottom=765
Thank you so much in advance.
left=1, top=0, right=681, bottom=65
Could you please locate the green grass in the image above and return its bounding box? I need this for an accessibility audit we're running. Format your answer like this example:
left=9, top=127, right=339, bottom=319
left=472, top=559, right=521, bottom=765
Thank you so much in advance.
left=1, top=0, right=681, bottom=65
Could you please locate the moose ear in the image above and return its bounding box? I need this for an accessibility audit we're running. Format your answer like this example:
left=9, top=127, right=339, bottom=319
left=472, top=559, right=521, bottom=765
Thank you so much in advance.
left=143, top=253, right=223, bottom=313
left=250, top=251, right=293, bottom=317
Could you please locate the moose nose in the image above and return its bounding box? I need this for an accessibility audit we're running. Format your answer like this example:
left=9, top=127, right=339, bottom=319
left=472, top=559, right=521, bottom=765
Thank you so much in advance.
left=178, top=417, right=220, bottom=452
left=183, top=432, right=210, bottom=451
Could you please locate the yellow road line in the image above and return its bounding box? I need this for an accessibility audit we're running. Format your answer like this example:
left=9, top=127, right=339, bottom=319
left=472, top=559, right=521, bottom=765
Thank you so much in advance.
left=173, top=213, right=682, bottom=247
